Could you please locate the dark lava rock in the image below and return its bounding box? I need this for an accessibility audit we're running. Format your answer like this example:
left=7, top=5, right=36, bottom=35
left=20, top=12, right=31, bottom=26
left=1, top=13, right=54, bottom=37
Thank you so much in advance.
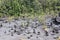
left=0, top=24, right=2, bottom=27
left=27, top=37, right=30, bottom=39
left=52, top=13, right=60, bottom=25
left=52, top=18, right=60, bottom=25
left=30, top=35, right=33, bottom=37
left=37, top=32, right=40, bottom=35
left=33, top=29, right=36, bottom=34
left=52, top=28, right=59, bottom=34
left=16, top=31, right=21, bottom=35
left=45, top=31, right=48, bottom=36
left=14, top=25, right=17, bottom=28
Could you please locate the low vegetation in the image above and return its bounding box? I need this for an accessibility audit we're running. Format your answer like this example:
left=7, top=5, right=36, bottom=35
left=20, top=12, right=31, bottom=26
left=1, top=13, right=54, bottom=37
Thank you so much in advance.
left=0, top=0, right=60, bottom=20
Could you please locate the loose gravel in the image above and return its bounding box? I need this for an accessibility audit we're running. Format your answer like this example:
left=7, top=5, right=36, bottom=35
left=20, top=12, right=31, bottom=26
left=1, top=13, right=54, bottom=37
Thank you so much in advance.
left=0, top=17, right=60, bottom=40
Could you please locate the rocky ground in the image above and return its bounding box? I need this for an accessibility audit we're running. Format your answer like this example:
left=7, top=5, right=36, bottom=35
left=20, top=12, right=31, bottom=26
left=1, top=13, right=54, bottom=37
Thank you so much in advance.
left=0, top=17, right=60, bottom=40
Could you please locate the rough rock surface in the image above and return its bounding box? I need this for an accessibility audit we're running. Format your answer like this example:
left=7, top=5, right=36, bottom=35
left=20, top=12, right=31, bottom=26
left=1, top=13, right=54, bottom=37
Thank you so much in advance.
left=0, top=17, right=60, bottom=40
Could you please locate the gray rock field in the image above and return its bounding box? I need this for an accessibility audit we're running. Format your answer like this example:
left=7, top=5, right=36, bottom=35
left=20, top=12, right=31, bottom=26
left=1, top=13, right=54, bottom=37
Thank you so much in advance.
left=0, top=17, right=60, bottom=40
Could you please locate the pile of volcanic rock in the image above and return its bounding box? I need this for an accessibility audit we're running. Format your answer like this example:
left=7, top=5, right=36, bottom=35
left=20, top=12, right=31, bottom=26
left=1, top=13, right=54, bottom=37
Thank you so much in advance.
left=45, top=13, right=60, bottom=40
left=0, top=15, right=60, bottom=40
left=0, top=17, right=45, bottom=40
